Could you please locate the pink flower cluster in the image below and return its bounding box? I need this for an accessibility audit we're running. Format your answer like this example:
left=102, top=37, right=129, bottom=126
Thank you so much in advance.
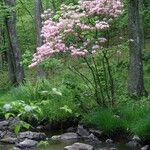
left=79, top=0, right=123, bottom=17
left=29, top=0, right=122, bottom=68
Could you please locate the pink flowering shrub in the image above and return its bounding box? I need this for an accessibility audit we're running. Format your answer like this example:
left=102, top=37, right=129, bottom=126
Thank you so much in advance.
left=29, top=0, right=123, bottom=106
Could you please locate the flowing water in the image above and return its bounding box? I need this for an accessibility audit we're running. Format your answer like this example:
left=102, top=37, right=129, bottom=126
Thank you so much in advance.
left=0, top=139, right=138, bottom=150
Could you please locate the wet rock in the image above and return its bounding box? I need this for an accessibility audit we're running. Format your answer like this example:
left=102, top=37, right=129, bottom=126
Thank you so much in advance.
left=17, top=131, right=46, bottom=141
left=77, top=125, right=90, bottom=137
left=64, top=142, right=94, bottom=150
left=0, top=131, right=15, bottom=139
left=89, top=129, right=103, bottom=138
left=16, top=139, right=38, bottom=148
left=0, top=120, right=9, bottom=130
left=0, top=137, right=18, bottom=144
left=51, top=135, right=61, bottom=140
left=36, top=125, right=45, bottom=131
left=88, top=133, right=101, bottom=143
left=132, top=135, right=141, bottom=142
left=60, top=132, right=80, bottom=140
left=126, top=141, right=140, bottom=148
left=106, top=139, right=113, bottom=144
left=66, top=127, right=77, bottom=133
left=13, top=147, right=21, bottom=150
left=141, top=145, right=149, bottom=150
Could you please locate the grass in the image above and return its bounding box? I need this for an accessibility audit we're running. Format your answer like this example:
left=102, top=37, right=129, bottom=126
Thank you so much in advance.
left=82, top=99, right=150, bottom=139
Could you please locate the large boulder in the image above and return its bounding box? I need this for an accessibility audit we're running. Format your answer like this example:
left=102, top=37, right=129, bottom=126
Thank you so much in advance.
left=64, top=142, right=94, bottom=150
left=17, top=131, right=46, bottom=141
left=16, top=139, right=38, bottom=148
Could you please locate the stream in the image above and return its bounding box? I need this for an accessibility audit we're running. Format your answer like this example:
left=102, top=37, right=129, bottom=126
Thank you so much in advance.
left=0, top=139, right=138, bottom=150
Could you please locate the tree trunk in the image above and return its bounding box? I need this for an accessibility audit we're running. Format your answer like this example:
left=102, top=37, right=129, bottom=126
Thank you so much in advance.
left=128, top=0, right=147, bottom=98
left=4, top=0, right=25, bottom=85
left=34, top=0, right=45, bottom=77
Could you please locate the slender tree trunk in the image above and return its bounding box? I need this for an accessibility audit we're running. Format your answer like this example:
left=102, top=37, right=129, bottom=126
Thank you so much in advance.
left=4, top=0, right=25, bottom=85
left=34, top=0, right=45, bottom=77
left=128, top=0, right=147, bottom=98
left=139, top=0, right=145, bottom=48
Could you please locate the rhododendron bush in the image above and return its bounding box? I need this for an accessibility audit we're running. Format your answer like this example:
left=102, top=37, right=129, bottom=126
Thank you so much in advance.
left=29, top=0, right=123, bottom=106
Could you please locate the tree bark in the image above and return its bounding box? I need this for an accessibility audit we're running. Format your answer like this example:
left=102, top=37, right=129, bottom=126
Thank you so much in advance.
left=4, top=0, right=25, bottom=85
left=128, top=0, right=147, bottom=98
left=34, top=0, right=45, bottom=77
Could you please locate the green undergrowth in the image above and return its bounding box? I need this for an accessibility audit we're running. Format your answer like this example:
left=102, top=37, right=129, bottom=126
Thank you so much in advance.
left=82, top=98, right=150, bottom=139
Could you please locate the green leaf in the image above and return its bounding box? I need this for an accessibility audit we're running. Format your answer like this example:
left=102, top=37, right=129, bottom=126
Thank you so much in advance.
left=22, top=123, right=30, bottom=129
left=5, top=113, right=15, bottom=119
left=15, top=124, right=21, bottom=134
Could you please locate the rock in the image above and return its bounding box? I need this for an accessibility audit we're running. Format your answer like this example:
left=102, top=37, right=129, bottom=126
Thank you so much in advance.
left=77, top=125, right=90, bottom=137
left=0, top=120, right=9, bottom=130
left=66, top=127, right=77, bottom=133
left=64, top=142, right=94, bottom=150
left=0, top=131, right=15, bottom=139
left=16, top=139, right=38, bottom=148
left=132, top=135, right=141, bottom=142
left=88, top=133, right=101, bottom=143
left=17, top=131, right=46, bottom=141
left=51, top=135, right=61, bottom=140
left=126, top=141, right=140, bottom=148
left=89, top=129, right=103, bottom=138
left=0, top=137, right=18, bottom=144
left=141, top=145, right=149, bottom=150
left=106, top=139, right=113, bottom=144
left=13, top=147, right=21, bottom=150
left=36, top=125, right=45, bottom=131
left=60, top=132, right=80, bottom=140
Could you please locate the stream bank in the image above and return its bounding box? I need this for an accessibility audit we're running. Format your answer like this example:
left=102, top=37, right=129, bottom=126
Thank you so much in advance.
left=0, top=117, right=149, bottom=150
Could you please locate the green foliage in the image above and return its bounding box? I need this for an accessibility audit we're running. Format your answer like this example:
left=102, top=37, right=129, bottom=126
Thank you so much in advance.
left=82, top=108, right=124, bottom=134
left=132, top=115, right=150, bottom=139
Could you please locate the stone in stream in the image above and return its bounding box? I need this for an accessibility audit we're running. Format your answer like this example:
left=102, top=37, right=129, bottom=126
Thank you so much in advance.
left=0, top=131, right=15, bottom=139
left=66, top=127, right=77, bottom=133
left=16, top=138, right=38, bottom=148
left=77, top=125, right=90, bottom=137
left=126, top=140, right=140, bottom=148
left=17, top=131, right=46, bottom=141
left=141, top=145, right=149, bottom=150
left=106, top=139, right=113, bottom=144
left=89, top=129, right=103, bottom=138
left=132, top=135, right=141, bottom=142
left=0, top=137, right=18, bottom=144
left=0, top=120, right=9, bottom=130
left=64, top=142, right=95, bottom=150
left=87, top=133, right=101, bottom=143
left=60, top=132, right=80, bottom=140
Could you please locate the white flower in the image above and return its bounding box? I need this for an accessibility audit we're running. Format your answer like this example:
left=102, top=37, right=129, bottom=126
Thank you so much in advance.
left=52, top=88, right=62, bottom=96
left=24, top=105, right=32, bottom=112
left=52, top=88, right=57, bottom=92
left=3, top=104, right=11, bottom=111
